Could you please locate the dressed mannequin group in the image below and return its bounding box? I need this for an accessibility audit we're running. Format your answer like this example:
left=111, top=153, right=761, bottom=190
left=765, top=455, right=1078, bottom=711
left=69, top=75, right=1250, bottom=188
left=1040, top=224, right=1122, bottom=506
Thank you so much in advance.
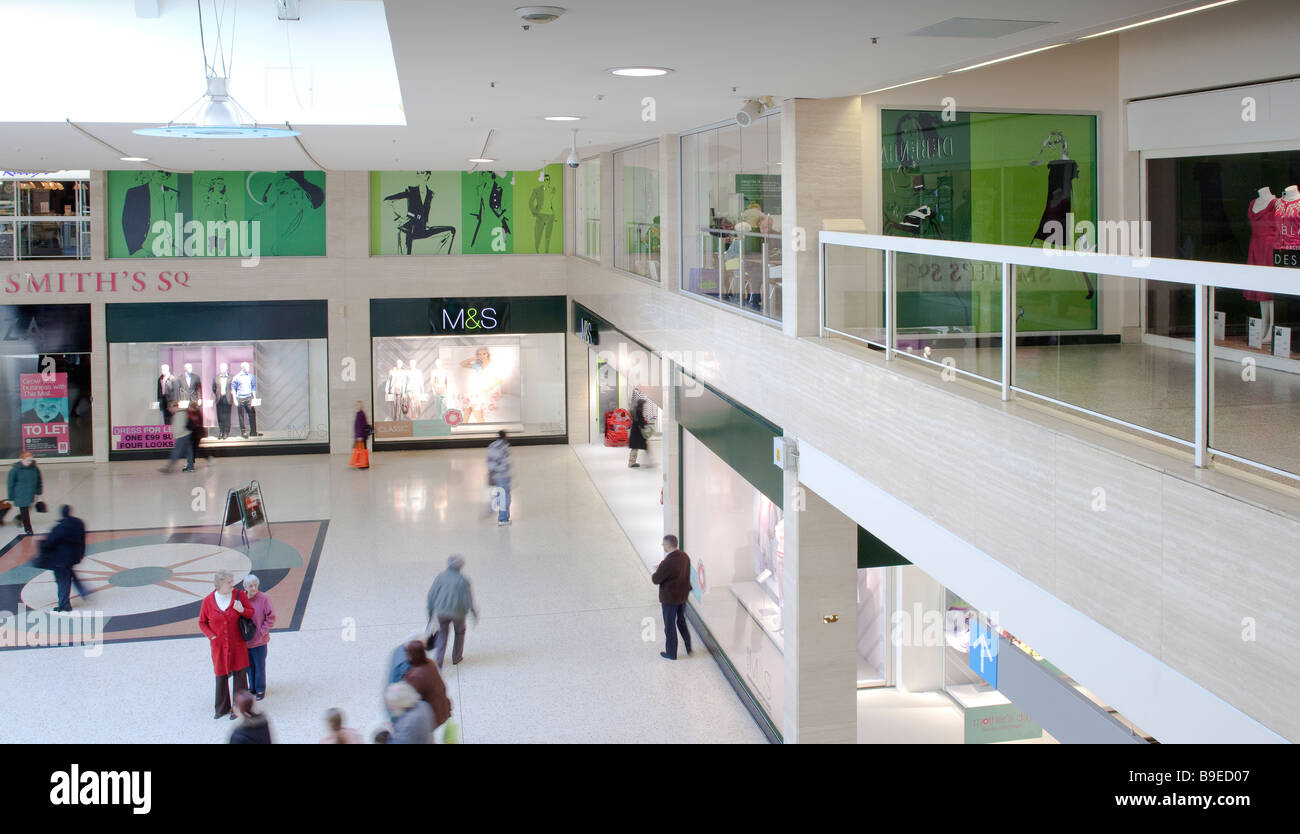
left=1245, top=184, right=1300, bottom=346
left=157, top=360, right=261, bottom=439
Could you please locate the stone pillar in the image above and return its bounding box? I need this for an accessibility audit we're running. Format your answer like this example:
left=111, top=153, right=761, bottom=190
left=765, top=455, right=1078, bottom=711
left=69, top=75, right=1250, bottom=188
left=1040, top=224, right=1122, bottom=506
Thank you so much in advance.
left=896, top=565, right=944, bottom=693
left=566, top=331, right=590, bottom=446
left=599, top=151, right=614, bottom=270
left=781, top=97, right=864, bottom=339
left=782, top=439, right=859, bottom=743
left=658, top=134, right=680, bottom=292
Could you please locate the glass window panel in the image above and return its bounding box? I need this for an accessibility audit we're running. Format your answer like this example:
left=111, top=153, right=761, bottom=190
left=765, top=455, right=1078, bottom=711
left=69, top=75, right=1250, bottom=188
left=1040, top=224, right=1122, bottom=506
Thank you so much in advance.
left=0, top=221, right=14, bottom=259
left=0, top=181, right=15, bottom=216
left=19, top=221, right=79, bottom=258
left=19, top=180, right=79, bottom=217
left=613, top=141, right=660, bottom=280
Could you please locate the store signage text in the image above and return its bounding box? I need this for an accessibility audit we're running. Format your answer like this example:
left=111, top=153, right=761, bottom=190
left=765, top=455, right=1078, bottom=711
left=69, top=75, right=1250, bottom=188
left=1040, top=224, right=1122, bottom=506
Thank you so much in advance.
left=4, top=271, right=192, bottom=294
left=441, top=305, right=499, bottom=331
left=430, top=298, right=510, bottom=334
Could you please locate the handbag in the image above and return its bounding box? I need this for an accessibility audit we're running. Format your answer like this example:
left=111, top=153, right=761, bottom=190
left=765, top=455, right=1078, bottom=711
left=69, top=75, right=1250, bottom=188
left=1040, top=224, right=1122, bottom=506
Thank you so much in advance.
left=237, top=595, right=256, bottom=642
left=34, top=501, right=47, bottom=514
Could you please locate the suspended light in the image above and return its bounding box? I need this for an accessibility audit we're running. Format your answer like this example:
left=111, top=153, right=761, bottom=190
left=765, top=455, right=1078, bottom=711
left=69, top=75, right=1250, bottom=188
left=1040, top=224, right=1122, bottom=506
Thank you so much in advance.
left=135, top=77, right=300, bottom=139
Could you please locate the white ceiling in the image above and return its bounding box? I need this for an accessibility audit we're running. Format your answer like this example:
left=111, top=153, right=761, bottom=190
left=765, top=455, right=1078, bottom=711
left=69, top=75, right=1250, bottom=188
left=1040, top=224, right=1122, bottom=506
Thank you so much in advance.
left=0, top=0, right=1217, bottom=172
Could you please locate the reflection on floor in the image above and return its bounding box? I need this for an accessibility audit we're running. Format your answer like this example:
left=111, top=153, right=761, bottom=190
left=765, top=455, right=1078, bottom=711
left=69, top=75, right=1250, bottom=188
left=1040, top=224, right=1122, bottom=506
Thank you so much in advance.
left=857, top=688, right=1058, bottom=744
left=0, top=447, right=763, bottom=744
left=571, top=440, right=664, bottom=571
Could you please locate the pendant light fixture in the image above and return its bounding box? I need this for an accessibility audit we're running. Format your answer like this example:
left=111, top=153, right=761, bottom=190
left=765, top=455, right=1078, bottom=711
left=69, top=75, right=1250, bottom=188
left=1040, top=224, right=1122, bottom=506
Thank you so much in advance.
left=135, top=1, right=300, bottom=139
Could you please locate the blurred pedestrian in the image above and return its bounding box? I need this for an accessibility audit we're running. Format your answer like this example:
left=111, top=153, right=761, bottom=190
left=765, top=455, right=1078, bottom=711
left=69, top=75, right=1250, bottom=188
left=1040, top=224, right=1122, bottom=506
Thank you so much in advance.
left=402, top=640, right=452, bottom=730
left=319, top=708, right=363, bottom=744
left=350, top=400, right=372, bottom=469
left=39, top=505, right=88, bottom=613
left=385, top=681, right=433, bottom=744
left=159, top=401, right=193, bottom=473
left=628, top=396, right=649, bottom=467
left=228, top=690, right=272, bottom=744
left=7, top=451, right=43, bottom=536
left=242, top=574, right=276, bottom=700
left=426, top=555, right=479, bottom=668
left=486, top=430, right=512, bottom=525
left=198, top=569, right=255, bottom=720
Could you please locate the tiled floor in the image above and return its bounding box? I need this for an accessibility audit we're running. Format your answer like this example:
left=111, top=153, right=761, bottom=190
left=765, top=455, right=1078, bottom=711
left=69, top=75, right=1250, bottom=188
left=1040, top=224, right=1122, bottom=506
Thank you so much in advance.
left=0, top=445, right=765, bottom=744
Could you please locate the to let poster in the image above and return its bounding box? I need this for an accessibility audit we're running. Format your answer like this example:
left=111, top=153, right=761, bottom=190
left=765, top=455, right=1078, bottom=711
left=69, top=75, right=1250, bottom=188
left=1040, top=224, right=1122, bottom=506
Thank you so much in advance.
left=20, top=372, right=69, bottom=455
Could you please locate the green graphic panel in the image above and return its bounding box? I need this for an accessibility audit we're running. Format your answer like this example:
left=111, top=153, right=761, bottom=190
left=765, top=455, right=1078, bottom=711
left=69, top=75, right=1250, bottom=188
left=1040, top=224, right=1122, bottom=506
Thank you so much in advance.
left=511, top=164, right=564, bottom=254
left=370, top=171, right=463, bottom=255
left=882, top=110, right=1098, bottom=333
left=106, top=170, right=326, bottom=258
left=461, top=171, right=514, bottom=254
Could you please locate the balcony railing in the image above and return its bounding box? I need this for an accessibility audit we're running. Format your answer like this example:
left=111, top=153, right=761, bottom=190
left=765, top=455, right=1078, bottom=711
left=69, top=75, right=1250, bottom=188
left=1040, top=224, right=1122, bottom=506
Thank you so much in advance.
left=820, top=231, right=1300, bottom=481
left=687, top=226, right=783, bottom=322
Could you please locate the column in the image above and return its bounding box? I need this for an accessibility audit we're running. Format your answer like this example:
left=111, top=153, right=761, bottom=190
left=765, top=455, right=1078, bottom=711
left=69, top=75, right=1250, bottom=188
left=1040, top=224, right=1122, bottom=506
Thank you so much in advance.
left=782, top=438, right=859, bottom=743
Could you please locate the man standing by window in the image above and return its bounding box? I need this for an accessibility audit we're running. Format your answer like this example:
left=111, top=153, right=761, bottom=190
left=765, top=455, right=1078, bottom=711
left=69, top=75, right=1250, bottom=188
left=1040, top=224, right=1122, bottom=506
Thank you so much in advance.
left=651, top=534, right=693, bottom=660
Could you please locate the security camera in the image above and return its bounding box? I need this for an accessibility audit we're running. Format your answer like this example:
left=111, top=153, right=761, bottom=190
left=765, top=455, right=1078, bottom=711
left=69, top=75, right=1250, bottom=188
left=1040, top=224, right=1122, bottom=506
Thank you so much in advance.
left=736, top=99, right=763, bottom=127
left=566, top=127, right=580, bottom=168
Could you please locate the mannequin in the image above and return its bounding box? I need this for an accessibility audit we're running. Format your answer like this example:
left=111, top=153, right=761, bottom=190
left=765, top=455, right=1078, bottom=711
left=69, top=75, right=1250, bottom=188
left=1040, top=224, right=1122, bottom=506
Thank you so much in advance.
left=1246, top=186, right=1280, bottom=342
left=156, top=364, right=175, bottom=425
left=385, top=359, right=409, bottom=422
left=212, top=362, right=234, bottom=440
left=407, top=359, right=425, bottom=419
left=178, top=362, right=202, bottom=407
left=233, top=361, right=258, bottom=438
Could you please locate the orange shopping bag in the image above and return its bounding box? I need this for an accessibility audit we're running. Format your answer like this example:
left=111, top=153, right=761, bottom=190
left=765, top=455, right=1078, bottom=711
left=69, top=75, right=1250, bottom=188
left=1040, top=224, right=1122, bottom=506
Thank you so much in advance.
left=349, top=439, right=369, bottom=469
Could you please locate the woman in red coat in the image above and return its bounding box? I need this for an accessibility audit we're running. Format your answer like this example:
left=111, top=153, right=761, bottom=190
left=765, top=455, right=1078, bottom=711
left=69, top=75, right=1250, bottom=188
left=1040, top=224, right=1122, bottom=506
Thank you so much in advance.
left=199, top=568, right=255, bottom=720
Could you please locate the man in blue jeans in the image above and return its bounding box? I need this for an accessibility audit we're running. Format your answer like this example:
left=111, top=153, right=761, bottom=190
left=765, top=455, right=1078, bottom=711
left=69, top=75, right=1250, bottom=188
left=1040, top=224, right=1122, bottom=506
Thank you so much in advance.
left=651, top=534, right=693, bottom=660
left=486, top=430, right=512, bottom=526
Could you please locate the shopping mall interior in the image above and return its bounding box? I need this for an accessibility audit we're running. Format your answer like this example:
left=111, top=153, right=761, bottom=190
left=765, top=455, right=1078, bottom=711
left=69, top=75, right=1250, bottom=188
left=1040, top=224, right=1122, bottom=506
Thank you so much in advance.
left=0, top=0, right=1297, bottom=746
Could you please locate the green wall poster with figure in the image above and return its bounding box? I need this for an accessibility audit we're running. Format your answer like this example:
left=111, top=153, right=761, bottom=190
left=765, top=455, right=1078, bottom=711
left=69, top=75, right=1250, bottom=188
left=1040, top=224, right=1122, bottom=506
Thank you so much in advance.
left=881, top=109, right=1098, bottom=333
left=106, top=170, right=326, bottom=258
left=369, top=165, right=563, bottom=255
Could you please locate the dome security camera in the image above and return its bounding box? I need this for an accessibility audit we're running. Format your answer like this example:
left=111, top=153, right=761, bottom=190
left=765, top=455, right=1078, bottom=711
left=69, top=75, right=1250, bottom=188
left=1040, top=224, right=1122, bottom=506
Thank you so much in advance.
left=566, top=127, right=580, bottom=168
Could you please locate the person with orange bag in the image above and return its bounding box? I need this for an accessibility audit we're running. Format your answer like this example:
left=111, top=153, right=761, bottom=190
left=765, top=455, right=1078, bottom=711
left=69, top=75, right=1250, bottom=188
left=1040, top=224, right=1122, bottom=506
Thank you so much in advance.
left=350, top=400, right=372, bottom=469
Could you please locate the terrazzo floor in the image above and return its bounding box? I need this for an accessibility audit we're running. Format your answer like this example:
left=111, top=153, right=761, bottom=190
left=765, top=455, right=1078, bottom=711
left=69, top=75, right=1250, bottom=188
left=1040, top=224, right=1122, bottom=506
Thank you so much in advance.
left=0, top=445, right=766, bottom=744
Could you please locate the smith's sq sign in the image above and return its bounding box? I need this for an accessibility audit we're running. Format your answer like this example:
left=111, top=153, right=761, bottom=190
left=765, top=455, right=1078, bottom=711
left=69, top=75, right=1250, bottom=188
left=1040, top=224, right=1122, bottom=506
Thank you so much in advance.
left=430, top=299, right=508, bottom=333
left=5, top=270, right=193, bottom=294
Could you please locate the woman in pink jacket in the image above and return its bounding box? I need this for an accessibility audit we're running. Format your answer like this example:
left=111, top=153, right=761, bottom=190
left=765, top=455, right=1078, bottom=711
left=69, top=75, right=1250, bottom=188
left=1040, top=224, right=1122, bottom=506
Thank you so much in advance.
left=242, top=573, right=277, bottom=700
left=198, top=569, right=256, bottom=720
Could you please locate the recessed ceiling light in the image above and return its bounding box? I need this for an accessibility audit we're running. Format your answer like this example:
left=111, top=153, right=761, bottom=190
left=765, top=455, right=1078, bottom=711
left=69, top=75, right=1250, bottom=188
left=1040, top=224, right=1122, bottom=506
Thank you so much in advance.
left=1079, top=0, right=1238, bottom=40
left=468, top=157, right=495, bottom=164
left=120, top=156, right=149, bottom=162
left=544, top=115, right=582, bottom=121
left=950, top=43, right=1065, bottom=73
left=608, top=67, right=673, bottom=77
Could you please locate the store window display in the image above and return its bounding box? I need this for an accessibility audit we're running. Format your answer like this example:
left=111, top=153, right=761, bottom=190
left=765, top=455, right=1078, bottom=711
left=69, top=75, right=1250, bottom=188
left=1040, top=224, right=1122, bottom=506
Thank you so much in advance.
left=372, top=334, right=563, bottom=443
left=0, top=305, right=92, bottom=460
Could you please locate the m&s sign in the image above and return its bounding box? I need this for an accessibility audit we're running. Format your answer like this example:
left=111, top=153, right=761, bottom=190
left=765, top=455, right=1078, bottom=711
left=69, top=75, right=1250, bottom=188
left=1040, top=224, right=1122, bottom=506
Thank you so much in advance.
left=430, top=298, right=509, bottom=334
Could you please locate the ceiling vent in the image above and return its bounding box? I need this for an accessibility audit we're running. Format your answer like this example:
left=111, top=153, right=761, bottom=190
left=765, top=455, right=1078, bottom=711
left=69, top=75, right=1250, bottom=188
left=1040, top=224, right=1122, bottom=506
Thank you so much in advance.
left=908, top=18, right=1054, bottom=38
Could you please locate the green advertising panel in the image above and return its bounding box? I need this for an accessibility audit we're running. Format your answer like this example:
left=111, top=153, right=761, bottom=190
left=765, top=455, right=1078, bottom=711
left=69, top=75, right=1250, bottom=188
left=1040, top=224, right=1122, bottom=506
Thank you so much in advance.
left=370, top=167, right=565, bottom=255
left=106, top=170, right=326, bottom=258
left=882, top=110, right=1098, bottom=333
left=512, top=164, right=564, bottom=254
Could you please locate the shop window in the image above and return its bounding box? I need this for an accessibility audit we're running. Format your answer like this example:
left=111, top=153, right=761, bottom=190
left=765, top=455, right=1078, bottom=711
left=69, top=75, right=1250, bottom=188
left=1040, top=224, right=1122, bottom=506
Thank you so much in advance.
left=613, top=141, right=660, bottom=280
left=0, top=172, right=91, bottom=261
left=575, top=157, right=602, bottom=262
left=680, top=113, right=782, bottom=320
left=0, top=305, right=93, bottom=460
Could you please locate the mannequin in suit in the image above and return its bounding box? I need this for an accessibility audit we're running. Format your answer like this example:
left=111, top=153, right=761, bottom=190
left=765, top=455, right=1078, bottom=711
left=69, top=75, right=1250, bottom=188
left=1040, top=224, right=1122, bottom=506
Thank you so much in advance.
left=178, top=362, right=202, bottom=406
left=233, top=361, right=259, bottom=438
left=157, top=364, right=175, bottom=425
left=212, top=362, right=234, bottom=440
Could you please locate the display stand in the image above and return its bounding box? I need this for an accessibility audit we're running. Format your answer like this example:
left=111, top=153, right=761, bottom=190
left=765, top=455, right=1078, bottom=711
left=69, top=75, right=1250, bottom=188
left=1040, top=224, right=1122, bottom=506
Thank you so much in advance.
left=217, top=479, right=272, bottom=553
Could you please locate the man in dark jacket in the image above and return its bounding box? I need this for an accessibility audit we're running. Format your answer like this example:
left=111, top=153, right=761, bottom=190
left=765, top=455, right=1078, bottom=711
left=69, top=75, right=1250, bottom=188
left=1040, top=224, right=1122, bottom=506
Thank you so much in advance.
left=651, top=534, right=693, bottom=660
left=40, top=505, right=88, bottom=613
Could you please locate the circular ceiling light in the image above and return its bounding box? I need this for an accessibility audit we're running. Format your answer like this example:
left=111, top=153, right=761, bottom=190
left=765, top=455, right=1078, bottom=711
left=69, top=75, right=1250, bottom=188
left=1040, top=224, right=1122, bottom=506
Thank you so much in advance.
left=544, top=115, right=582, bottom=121
left=120, top=156, right=149, bottom=162
left=468, top=157, right=496, bottom=164
left=515, top=6, right=566, bottom=23
left=608, top=67, right=673, bottom=77
left=134, top=77, right=301, bottom=139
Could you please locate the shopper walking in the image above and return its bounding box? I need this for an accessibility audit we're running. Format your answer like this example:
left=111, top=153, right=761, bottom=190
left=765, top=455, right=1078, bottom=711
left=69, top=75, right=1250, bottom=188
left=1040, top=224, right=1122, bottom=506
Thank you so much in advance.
left=401, top=639, right=452, bottom=730
left=628, top=396, right=649, bottom=468
left=160, top=402, right=194, bottom=473
left=188, top=401, right=210, bottom=465
left=319, top=708, right=363, bottom=744
left=228, top=690, right=272, bottom=744
left=486, top=430, right=512, bottom=525
left=198, top=569, right=255, bottom=720
left=7, top=452, right=43, bottom=536
left=651, top=534, right=693, bottom=660
left=242, top=574, right=276, bottom=700
left=38, top=505, right=89, bottom=613
left=350, top=400, right=372, bottom=469
left=426, top=555, right=478, bottom=668
left=385, top=681, right=433, bottom=744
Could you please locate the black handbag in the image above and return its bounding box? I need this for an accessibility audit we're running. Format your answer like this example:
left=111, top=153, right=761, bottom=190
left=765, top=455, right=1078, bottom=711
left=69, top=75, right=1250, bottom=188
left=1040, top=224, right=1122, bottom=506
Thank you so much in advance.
left=34, top=501, right=47, bottom=514
left=237, top=594, right=256, bottom=642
